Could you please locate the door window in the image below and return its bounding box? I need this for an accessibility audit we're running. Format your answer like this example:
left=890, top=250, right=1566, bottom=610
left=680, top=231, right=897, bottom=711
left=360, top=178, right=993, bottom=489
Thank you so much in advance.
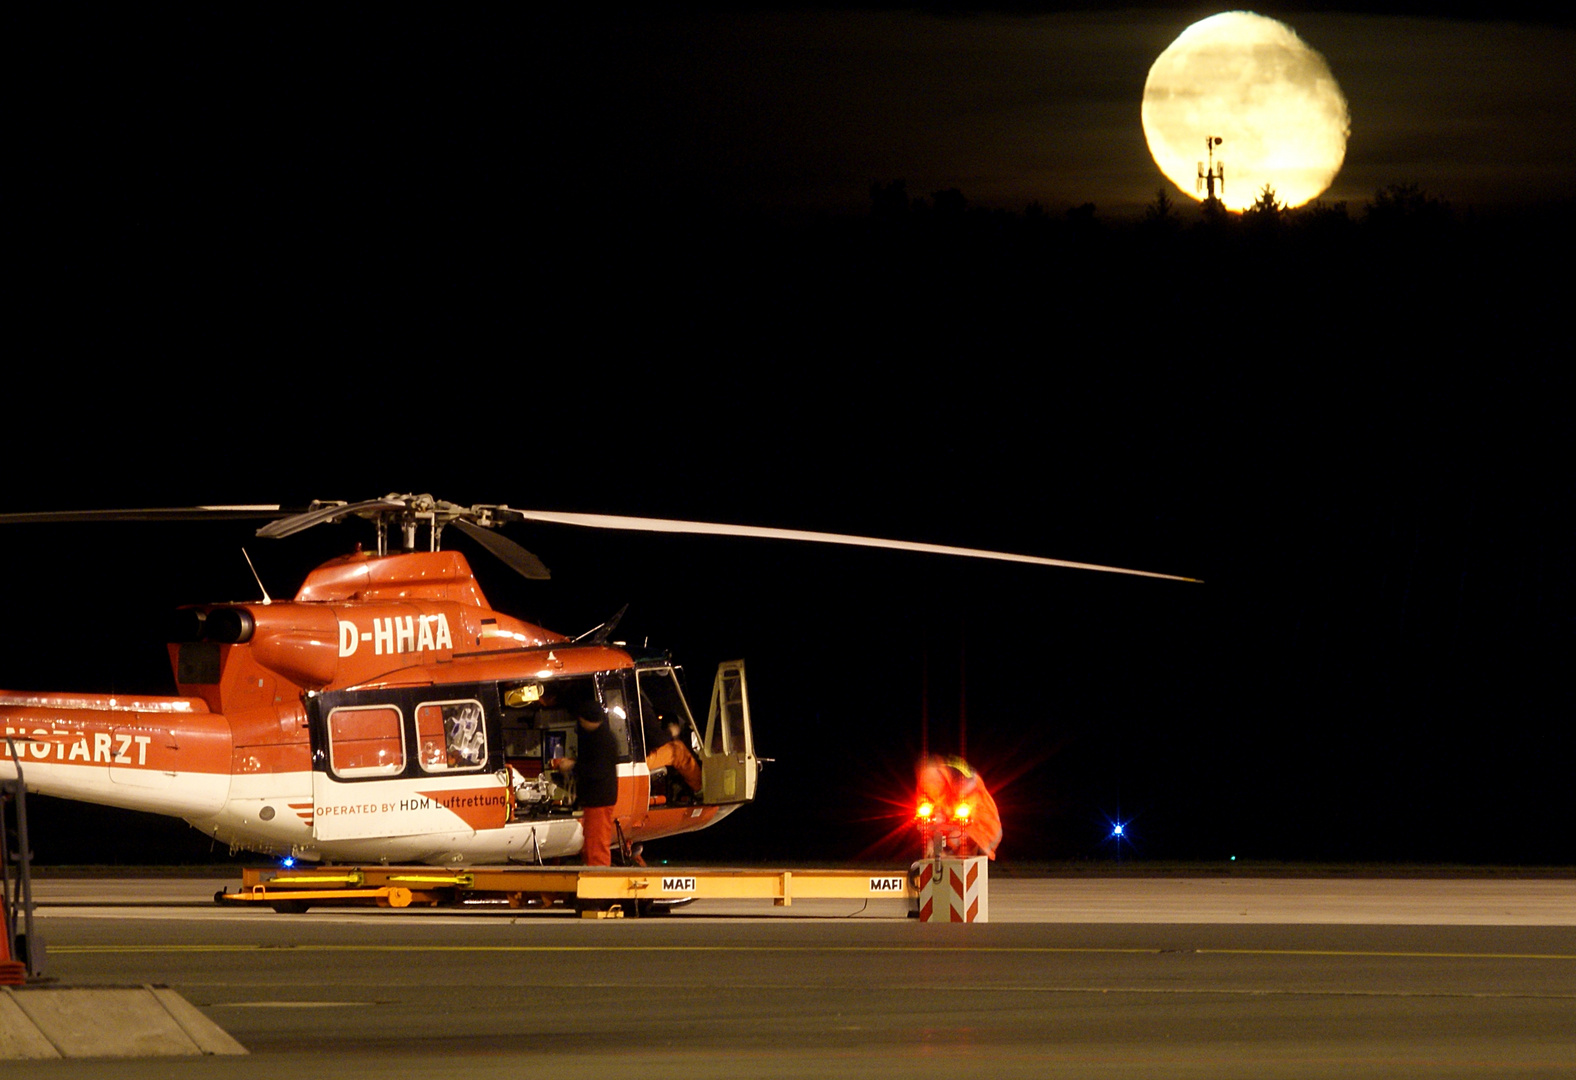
left=701, top=661, right=757, bottom=804
left=707, top=666, right=750, bottom=757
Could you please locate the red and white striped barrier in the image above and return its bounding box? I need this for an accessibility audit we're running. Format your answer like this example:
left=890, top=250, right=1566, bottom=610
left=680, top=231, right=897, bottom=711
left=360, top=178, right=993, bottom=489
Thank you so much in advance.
left=915, top=856, right=989, bottom=923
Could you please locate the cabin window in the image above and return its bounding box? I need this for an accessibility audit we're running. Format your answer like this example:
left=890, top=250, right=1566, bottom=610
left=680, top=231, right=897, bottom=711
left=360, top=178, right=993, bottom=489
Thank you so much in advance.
left=415, top=699, right=488, bottom=772
left=327, top=705, right=405, bottom=778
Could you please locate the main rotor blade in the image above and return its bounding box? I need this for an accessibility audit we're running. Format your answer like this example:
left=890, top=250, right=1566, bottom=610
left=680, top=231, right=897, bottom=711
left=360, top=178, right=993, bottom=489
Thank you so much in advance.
left=451, top=519, right=551, bottom=580
left=255, top=499, right=406, bottom=539
left=0, top=506, right=284, bottom=525
left=500, top=510, right=1199, bottom=582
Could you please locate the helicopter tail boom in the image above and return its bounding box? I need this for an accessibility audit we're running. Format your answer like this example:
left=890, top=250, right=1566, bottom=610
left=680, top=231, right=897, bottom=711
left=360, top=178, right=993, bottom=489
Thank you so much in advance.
left=1, top=693, right=232, bottom=819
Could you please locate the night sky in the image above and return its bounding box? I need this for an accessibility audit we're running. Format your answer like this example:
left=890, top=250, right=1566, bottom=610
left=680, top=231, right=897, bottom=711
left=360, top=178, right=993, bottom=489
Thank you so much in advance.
left=10, top=5, right=1572, bottom=868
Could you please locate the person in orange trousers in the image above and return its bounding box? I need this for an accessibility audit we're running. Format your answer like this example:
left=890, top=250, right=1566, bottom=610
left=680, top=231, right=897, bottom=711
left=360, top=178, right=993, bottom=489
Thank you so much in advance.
left=644, top=717, right=702, bottom=791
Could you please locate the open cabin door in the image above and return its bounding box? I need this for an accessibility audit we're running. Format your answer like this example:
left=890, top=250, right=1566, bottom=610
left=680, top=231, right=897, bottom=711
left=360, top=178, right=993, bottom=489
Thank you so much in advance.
left=701, top=660, right=757, bottom=804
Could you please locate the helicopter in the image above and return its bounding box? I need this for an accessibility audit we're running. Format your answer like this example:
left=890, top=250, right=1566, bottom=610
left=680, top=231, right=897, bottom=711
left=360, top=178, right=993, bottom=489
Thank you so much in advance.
left=0, top=495, right=1194, bottom=867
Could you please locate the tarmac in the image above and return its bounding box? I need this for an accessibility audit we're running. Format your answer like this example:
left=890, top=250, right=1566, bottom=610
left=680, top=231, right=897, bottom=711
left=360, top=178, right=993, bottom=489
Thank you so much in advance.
left=11, top=872, right=1576, bottom=1078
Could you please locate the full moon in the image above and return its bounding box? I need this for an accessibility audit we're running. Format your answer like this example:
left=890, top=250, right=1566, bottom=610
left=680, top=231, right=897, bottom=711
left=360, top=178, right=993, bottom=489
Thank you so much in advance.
left=1141, top=12, right=1349, bottom=211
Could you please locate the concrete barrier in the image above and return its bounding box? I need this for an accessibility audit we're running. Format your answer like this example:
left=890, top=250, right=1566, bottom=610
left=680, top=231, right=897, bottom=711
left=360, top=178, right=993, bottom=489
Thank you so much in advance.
left=0, top=985, right=247, bottom=1058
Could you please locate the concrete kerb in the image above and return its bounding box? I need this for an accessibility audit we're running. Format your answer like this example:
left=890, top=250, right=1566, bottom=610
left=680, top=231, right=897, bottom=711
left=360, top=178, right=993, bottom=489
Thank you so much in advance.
left=0, top=985, right=247, bottom=1059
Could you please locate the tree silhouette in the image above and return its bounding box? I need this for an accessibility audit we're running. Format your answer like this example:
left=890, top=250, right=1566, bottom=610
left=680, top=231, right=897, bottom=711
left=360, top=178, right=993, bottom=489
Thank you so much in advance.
left=1198, top=192, right=1232, bottom=229
left=1365, top=182, right=1451, bottom=230
left=1144, top=187, right=1178, bottom=228
left=1293, top=199, right=1351, bottom=227
left=1248, top=184, right=1283, bottom=216
left=1242, top=184, right=1285, bottom=236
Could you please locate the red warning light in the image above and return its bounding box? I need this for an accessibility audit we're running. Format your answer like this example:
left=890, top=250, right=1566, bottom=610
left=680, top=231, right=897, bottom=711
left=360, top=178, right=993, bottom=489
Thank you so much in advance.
left=916, top=756, right=1001, bottom=860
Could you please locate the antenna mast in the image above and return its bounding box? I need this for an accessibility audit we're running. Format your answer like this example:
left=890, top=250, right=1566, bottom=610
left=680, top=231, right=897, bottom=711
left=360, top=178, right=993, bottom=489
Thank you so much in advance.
left=1197, top=136, right=1225, bottom=203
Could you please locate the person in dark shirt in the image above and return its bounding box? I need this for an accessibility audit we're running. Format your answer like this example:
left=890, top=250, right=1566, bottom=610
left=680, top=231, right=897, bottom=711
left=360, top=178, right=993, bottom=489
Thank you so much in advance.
left=564, top=693, right=619, bottom=865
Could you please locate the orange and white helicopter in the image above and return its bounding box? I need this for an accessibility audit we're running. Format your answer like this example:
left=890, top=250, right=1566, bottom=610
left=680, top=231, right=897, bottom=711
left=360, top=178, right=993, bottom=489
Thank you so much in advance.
left=0, top=495, right=1192, bottom=866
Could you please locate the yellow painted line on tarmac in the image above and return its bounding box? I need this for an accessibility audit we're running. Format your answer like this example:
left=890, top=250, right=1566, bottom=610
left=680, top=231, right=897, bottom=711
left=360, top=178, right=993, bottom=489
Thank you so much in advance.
left=49, top=944, right=1156, bottom=955
left=185, top=984, right=1576, bottom=1002
left=47, top=943, right=1576, bottom=961
left=213, top=1001, right=375, bottom=1008
left=1196, top=947, right=1576, bottom=961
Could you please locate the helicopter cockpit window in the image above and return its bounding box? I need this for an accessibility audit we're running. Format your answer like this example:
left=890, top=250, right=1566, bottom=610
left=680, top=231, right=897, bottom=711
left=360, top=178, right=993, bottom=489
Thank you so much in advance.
left=327, top=705, right=406, bottom=778
left=636, top=668, right=698, bottom=755
left=415, top=699, right=488, bottom=773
